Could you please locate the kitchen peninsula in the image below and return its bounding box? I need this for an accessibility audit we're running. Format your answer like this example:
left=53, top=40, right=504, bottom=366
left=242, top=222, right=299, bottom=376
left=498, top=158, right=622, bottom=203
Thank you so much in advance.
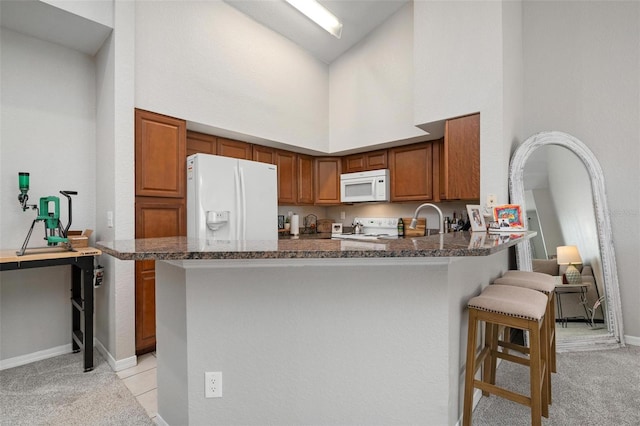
left=98, top=232, right=533, bottom=425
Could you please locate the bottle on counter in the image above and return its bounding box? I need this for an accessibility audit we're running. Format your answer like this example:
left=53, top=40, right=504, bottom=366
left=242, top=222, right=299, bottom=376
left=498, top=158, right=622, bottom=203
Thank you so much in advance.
left=444, top=217, right=450, bottom=233
left=397, top=218, right=404, bottom=237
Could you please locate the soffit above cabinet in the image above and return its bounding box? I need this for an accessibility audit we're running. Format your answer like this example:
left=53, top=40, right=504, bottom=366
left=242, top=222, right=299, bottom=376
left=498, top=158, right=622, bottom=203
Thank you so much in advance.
left=0, top=0, right=112, bottom=56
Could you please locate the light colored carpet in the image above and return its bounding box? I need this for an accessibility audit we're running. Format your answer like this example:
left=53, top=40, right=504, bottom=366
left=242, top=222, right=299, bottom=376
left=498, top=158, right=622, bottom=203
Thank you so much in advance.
left=0, top=351, right=153, bottom=425
left=472, top=346, right=640, bottom=425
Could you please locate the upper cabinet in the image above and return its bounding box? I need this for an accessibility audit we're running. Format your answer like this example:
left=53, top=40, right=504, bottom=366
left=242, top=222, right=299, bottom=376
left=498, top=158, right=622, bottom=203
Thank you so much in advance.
left=186, top=131, right=216, bottom=157
left=135, top=109, right=186, bottom=198
left=315, top=157, right=341, bottom=205
left=441, top=113, right=480, bottom=200
left=276, top=150, right=297, bottom=204
left=297, top=155, right=314, bottom=205
left=389, top=142, right=433, bottom=202
left=217, top=138, right=252, bottom=160
left=252, top=145, right=276, bottom=164
left=342, top=150, right=388, bottom=174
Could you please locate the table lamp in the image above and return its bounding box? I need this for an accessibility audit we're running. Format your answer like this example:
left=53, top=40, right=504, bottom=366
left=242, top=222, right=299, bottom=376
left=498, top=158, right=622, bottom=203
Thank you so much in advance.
left=557, top=245, right=582, bottom=284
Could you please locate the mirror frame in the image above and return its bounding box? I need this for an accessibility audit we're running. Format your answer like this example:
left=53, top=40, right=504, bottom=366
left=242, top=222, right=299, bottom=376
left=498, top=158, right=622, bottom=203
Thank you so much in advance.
left=509, top=131, right=625, bottom=348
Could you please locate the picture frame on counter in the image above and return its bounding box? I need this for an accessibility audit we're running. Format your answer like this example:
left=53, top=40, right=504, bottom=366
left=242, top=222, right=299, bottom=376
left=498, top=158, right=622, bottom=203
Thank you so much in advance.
left=331, top=223, right=343, bottom=235
left=466, top=204, right=486, bottom=232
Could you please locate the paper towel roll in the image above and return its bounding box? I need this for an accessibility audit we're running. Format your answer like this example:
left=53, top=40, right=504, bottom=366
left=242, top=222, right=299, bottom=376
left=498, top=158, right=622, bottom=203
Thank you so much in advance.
left=290, top=214, right=300, bottom=235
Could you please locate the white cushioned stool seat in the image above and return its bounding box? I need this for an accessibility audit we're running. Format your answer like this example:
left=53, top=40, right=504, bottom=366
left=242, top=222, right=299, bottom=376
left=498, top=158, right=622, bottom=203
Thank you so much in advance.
left=496, top=271, right=556, bottom=294
left=496, top=270, right=558, bottom=377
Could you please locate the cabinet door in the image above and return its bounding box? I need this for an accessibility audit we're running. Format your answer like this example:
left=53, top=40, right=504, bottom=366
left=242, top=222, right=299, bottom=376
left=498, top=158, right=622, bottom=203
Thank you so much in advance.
left=389, top=142, right=433, bottom=202
left=315, top=157, right=341, bottom=205
left=342, top=154, right=366, bottom=174
left=253, top=145, right=276, bottom=164
left=276, top=150, right=297, bottom=204
left=186, top=131, right=216, bottom=157
left=342, top=150, right=387, bottom=173
left=432, top=138, right=445, bottom=202
left=217, top=138, right=252, bottom=159
left=297, top=154, right=314, bottom=205
left=365, top=150, right=388, bottom=170
left=134, top=198, right=186, bottom=354
left=135, top=109, right=186, bottom=198
left=443, top=113, right=480, bottom=200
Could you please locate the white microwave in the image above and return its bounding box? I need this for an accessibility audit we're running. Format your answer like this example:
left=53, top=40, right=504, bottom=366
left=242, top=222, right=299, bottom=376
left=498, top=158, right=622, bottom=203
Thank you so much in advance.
left=340, top=169, right=390, bottom=203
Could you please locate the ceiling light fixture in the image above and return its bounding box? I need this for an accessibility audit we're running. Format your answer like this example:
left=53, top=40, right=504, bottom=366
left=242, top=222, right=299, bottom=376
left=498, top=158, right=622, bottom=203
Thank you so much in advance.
left=285, top=0, right=343, bottom=39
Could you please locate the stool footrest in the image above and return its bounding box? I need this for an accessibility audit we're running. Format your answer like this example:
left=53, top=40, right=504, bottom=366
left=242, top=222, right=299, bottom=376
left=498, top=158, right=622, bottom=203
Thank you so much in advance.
left=494, top=350, right=530, bottom=367
left=475, top=380, right=531, bottom=406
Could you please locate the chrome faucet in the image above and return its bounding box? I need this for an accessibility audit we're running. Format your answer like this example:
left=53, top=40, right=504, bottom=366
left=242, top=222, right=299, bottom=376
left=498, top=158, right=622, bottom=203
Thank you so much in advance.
left=409, top=203, right=444, bottom=234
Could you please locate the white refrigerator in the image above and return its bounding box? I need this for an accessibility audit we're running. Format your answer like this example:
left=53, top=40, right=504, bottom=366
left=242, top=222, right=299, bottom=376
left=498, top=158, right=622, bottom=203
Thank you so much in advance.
left=187, top=153, right=278, bottom=242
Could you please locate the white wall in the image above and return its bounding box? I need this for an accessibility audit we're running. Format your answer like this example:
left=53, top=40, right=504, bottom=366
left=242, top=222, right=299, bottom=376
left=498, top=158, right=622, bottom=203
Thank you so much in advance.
left=522, top=1, right=640, bottom=340
left=329, top=2, right=426, bottom=153
left=0, top=28, right=96, bottom=361
left=414, top=1, right=511, bottom=207
left=134, top=0, right=329, bottom=153
left=94, top=0, right=136, bottom=367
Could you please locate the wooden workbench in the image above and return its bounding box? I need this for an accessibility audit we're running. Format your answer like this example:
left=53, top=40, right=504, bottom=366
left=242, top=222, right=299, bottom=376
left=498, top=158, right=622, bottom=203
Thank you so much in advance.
left=0, top=246, right=102, bottom=372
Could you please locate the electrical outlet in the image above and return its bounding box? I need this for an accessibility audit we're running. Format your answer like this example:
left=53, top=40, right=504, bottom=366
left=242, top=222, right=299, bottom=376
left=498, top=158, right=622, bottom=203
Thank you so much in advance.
left=205, top=372, right=222, bottom=398
left=340, top=211, right=346, bottom=220
left=107, top=211, right=114, bottom=228
left=486, top=194, right=498, bottom=207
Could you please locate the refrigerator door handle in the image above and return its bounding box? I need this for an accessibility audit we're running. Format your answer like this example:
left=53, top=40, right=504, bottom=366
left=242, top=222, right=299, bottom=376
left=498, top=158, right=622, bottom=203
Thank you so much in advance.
left=234, top=166, right=242, bottom=239
left=239, top=166, right=247, bottom=240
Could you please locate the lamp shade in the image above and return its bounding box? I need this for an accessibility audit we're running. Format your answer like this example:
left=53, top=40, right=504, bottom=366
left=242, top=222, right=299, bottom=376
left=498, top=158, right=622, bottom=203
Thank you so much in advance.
left=556, top=245, right=582, bottom=265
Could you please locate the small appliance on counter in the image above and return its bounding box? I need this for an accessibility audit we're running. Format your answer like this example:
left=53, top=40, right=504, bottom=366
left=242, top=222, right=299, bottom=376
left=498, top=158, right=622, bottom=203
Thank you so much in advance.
left=331, top=217, right=400, bottom=241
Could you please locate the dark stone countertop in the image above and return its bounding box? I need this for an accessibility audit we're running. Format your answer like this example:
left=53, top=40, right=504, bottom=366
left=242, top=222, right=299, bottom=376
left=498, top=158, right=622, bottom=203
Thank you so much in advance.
left=96, top=231, right=534, bottom=261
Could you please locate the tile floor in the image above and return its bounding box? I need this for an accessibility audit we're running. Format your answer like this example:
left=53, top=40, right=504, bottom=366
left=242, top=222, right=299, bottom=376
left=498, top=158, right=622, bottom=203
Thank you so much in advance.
left=117, top=352, right=158, bottom=423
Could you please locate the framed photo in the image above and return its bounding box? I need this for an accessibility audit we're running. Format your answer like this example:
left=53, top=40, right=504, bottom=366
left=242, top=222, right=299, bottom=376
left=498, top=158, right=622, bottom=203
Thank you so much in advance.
left=331, top=223, right=343, bottom=235
left=492, top=204, right=524, bottom=230
left=466, top=205, right=486, bottom=232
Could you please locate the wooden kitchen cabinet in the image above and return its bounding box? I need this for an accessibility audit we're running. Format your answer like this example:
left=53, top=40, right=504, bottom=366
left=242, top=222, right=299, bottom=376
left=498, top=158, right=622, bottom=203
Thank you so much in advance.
left=135, top=109, right=186, bottom=198
left=253, top=145, right=276, bottom=164
left=217, top=138, right=252, bottom=159
left=441, top=113, right=480, bottom=200
left=276, top=150, right=297, bottom=204
left=135, top=109, right=187, bottom=355
left=342, top=150, right=388, bottom=173
left=315, top=157, right=341, bottom=205
left=389, top=142, right=433, bottom=202
left=297, top=154, right=314, bottom=205
left=134, top=198, right=186, bottom=354
left=186, top=130, right=216, bottom=157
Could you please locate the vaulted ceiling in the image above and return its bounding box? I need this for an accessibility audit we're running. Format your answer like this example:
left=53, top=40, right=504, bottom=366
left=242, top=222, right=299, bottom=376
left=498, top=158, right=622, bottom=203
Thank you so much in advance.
left=224, top=0, right=409, bottom=64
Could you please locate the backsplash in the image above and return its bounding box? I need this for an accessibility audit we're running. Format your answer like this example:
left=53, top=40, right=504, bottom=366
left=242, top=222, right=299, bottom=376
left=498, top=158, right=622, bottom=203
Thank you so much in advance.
left=279, top=201, right=471, bottom=231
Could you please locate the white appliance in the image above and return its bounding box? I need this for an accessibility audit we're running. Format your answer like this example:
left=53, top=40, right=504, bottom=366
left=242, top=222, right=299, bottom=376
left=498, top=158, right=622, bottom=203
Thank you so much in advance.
left=187, top=153, right=277, bottom=242
left=340, top=169, right=389, bottom=203
left=332, top=217, right=399, bottom=240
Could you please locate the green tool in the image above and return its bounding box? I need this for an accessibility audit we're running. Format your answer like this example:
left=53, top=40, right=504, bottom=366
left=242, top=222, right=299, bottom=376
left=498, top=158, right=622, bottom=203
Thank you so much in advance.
left=17, top=172, right=77, bottom=256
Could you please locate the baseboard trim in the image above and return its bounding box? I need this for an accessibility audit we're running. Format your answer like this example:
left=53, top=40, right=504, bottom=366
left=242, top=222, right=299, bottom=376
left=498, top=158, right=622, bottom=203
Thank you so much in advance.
left=0, top=344, right=72, bottom=371
left=624, top=334, right=640, bottom=346
left=94, top=338, right=137, bottom=372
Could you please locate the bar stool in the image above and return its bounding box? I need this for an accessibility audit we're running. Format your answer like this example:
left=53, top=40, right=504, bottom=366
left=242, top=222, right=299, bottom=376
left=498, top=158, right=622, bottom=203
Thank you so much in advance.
left=495, top=270, right=557, bottom=374
left=463, top=285, right=549, bottom=426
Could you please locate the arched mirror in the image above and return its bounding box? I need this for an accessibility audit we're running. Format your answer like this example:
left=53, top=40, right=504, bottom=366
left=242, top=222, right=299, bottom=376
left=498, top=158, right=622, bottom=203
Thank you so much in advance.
left=509, top=131, right=625, bottom=350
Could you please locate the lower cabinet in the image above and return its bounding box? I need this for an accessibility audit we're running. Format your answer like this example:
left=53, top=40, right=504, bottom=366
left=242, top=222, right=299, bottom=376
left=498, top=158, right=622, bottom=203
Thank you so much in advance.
left=134, top=198, right=186, bottom=354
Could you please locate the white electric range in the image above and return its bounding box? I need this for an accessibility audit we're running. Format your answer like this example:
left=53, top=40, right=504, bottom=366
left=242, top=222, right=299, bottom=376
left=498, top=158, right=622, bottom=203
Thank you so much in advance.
left=332, top=217, right=400, bottom=241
